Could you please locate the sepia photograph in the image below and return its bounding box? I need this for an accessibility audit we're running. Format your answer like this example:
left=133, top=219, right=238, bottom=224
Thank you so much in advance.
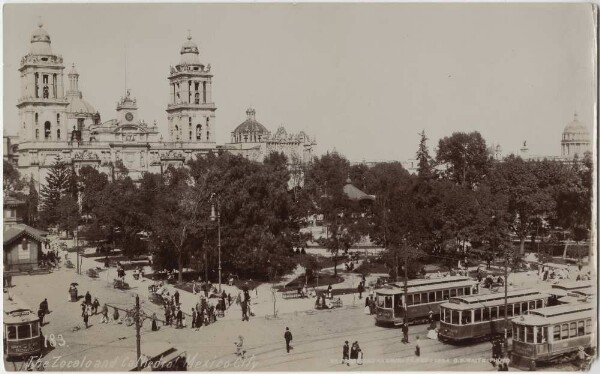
left=2, top=2, right=597, bottom=372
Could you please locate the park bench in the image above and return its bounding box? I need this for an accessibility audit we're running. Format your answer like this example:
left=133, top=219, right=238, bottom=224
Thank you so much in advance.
left=282, top=290, right=304, bottom=300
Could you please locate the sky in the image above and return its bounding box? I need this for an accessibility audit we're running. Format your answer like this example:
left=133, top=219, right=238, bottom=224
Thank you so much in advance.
left=2, top=3, right=596, bottom=162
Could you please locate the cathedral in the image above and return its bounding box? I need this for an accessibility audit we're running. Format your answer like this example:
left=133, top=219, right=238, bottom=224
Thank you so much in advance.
left=7, top=22, right=315, bottom=188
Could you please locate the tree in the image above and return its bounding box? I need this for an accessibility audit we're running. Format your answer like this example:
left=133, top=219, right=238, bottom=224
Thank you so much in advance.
left=39, top=157, right=74, bottom=228
left=150, top=166, right=208, bottom=283
left=24, top=176, right=39, bottom=227
left=56, top=195, right=80, bottom=237
left=416, top=130, right=434, bottom=180
left=3, top=160, right=25, bottom=193
left=436, top=131, right=491, bottom=187
left=78, top=166, right=109, bottom=219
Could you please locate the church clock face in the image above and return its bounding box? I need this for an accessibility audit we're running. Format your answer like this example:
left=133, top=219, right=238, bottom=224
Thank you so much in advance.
left=125, top=112, right=134, bottom=122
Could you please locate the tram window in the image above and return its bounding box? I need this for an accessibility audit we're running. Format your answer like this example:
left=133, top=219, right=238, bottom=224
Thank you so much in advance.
left=7, top=326, right=17, bottom=340
left=457, top=288, right=463, bottom=296
left=18, top=324, right=31, bottom=339
left=561, top=324, right=569, bottom=339
left=429, top=292, right=435, bottom=302
left=406, top=294, right=413, bottom=306
left=513, top=325, right=519, bottom=341
left=526, top=326, right=534, bottom=343
left=536, top=300, right=543, bottom=308
left=465, top=287, right=471, bottom=296
left=483, top=308, right=490, bottom=321
left=377, top=296, right=384, bottom=307
left=443, top=308, right=450, bottom=323
left=569, top=322, right=577, bottom=338
left=462, top=311, right=471, bottom=324
left=507, top=304, right=513, bottom=317
left=499, top=306, right=505, bottom=318
left=553, top=325, right=561, bottom=341
left=450, top=288, right=457, bottom=297
left=522, top=302, right=528, bottom=313
left=31, top=322, right=39, bottom=337
left=474, top=309, right=481, bottom=322
left=451, top=310, right=459, bottom=325
left=491, top=307, right=498, bottom=320
left=436, top=291, right=442, bottom=300
left=421, top=293, right=428, bottom=303
left=541, top=327, right=548, bottom=343
left=413, top=294, right=421, bottom=305
left=585, top=319, right=592, bottom=335
left=519, top=325, right=525, bottom=342
left=536, top=327, right=543, bottom=343
left=514, top=304, right=521, bottom=315
left=443, top=290, right=449, bottom=300
left=578, top=321, right=585, bottom=336
left=385, top=296, right=392, bottom=308
left=529, top=301, right=536, bottom=310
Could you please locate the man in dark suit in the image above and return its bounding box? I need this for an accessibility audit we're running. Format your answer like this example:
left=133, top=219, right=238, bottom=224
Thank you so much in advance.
left=284, top=327, right=293, bottom=353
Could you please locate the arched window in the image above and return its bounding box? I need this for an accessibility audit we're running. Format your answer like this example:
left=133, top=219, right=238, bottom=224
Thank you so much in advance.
left=35, top=129, right=39, bottom=139
left=207, top=131, right=210, bottom=141
left=244, top=134, right=248, bottom=142
left=189, top=131, right=192, bottom=140
left=44, top=121, right=51, bottom=140
left=195, top=93, right=200, bottom=105
left=57, top=129, right=61, bottom=139
left=196, top=124, right=202, bottom=140
left=43, top=85, right=49, bottom=99
left=57, top=113, right=60, bottom=125
left=35, top=113, right=38, bottom=127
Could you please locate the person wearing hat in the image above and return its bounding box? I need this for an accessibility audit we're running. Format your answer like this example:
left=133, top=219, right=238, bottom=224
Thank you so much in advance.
left=577, top=347, right=590, bottom=371
left=428, top=311, right=435, bottom=330
left=284, top=327, right=293, bottom=353
left=402, top=323, right=409, bottom=343
left=342, top=341, right=350, bottom=366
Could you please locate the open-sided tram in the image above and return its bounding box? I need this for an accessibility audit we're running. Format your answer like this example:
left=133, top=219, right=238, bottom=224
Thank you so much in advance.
left=510, top=302, right=596, bottom=369
left=3, top=294, right=43, bottom=359
left=375, top=276, right=478, bottom=326
left=438, top=289, right=550, bottom=343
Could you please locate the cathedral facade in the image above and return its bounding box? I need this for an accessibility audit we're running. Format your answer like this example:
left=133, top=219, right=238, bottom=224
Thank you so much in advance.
left=9, top=23, right=315, bottom=188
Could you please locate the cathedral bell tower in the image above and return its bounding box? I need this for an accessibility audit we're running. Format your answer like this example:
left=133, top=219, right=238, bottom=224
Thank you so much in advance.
left=17, top=21, right=69, bottom=144
left=166, top=32, right=216, bottom=143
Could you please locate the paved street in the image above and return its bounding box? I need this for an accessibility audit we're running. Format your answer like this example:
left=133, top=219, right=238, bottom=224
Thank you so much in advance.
left=4, top=242, right=586, bottom=371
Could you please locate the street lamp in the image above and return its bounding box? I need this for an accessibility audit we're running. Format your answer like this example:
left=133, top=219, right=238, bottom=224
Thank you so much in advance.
left=210, top=193, right=222, bottom=293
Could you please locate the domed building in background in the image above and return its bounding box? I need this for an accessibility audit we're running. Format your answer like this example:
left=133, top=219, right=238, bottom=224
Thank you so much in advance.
left=561, top=113, right=591, bottom=159
left=225, top=107, right=315, bottom=164
left=5, top=22, right=315, bottom=187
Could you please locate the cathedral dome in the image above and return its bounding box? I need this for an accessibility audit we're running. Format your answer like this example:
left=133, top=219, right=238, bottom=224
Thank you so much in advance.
left=233, top=108, right=269, bottom=134
left=67, top=96, right=96, bottom=115
left=562, top=113, right=590, bottom=142
left=179, top=34, right=201, bottom=66
left=30, top=22, right=52, bottom=55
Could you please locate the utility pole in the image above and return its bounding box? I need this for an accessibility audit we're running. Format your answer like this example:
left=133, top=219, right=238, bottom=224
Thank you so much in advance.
left=503, top=246, right=509, bottom=348
left=404, top=255, right=409, bottom=323
left=135, top=294, right=141, bottom=371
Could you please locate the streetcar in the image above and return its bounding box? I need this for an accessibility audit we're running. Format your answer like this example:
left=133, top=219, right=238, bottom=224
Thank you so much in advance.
left=374, top=276, right=478, bottom=326
left=547, top=280, right=592, bottom=306
left=438, top=289, right=550, bottom=343
left=3, top=294, right=43, bottom=359
left=510, top=302, right=596, bottom=369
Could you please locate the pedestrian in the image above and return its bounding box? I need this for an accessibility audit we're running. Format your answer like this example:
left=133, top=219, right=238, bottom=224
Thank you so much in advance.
left=113, top=307, right=120, bottom=322
left=358, top=281, right=364, bottom=299
left=101, top=304, right=109, bottom=323
left=241, top=299, right=249, bottom=321
left=284, top=327, right=293, bottom=353
left=369, top=296, right=375, bottom=315
left=357, top=347, right=363, bottom=365
left=342, top=341, right=350, bottom=366
left=428, top=311, right=435, bottom=330
left=85, top=291, right=92, bottom=305
left=40, top=298, right=49, bottom=315
left=402, top=323, right=409, bottom=343
left=37, top=306, right=45, bottom=326
left=350, top=341, right=358, bottom=363
left=176, top=307, right=183, bottom=328
left=191, top=308, right=197, bottom=328
left=235, top=336, right=246, bottom=359
left=228, top=293, right=232, bottom=306
left=327, top=284, right=333, bottom=299
left=83, top=308, right=89, bottom=328
left=577, top=347, right=590, bottom=371
left=174, top=290, right=180, bottom=305
left=104, top=256, right=110, bottom=268
left=151, top=313, right=159, bottom=331
left=92, top=298, right=100, bottom=315
left=415, top=336, right=420, bottom=356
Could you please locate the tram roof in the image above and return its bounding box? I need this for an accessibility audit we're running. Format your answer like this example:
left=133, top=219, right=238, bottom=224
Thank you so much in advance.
left=550, top=280, right=592, bottom=291
left=376, top=279, right=477, bottom=295
left=449, top=288, right=542, bottom=304
left=440, top=292, right=550, bottom=311
left=512, top=306, right=594, bottom=326
left=3, top=293, right=38, bottom=324
left=375, top=276, right=474, bottom=295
